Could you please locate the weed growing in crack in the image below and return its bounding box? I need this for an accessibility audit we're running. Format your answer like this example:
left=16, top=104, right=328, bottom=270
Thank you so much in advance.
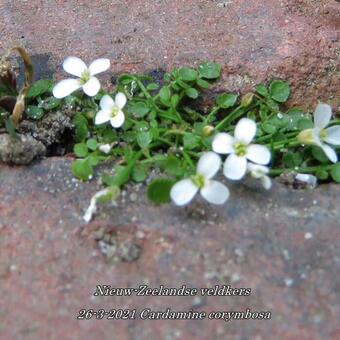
left=1, top=50, right=339, bottom=222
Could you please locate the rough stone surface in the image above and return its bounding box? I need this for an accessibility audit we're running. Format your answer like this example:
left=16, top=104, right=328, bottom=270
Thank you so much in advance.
left=0, top=157, right=339, bottom=339
left=18, top=110, right=73, bottom=154
left=1, top=1, right=340, bottom=338
left=0, top=0, right=339, bottom=109
left=0, top=133, right=46, bottom=164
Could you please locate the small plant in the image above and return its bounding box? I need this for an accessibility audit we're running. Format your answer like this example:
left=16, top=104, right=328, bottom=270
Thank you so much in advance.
left=1, top=50, right=339, bottom=222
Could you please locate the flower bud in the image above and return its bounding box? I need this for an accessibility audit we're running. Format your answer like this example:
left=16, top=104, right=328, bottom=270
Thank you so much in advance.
left=85, top=110, right=95, bottom=119
left=297, top=129, right=314, bottom=145
left=241, top=93, right=254, bottom=107
left=201, top=125, right=214, bottom=137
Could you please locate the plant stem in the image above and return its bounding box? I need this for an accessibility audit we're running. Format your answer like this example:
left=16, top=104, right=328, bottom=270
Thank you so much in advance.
left=270, top=164, right=333, bottom=176
left=267, top=137, right=300, bottom=150
left=256, top=131, right=298, bottom=143
left=182, top=150, right=195, bottom=169
left=215, top=106, right=243, bottom=131
left=163, top=129, right=185, bottom=137
left=203, top=106, right=220, bottom=124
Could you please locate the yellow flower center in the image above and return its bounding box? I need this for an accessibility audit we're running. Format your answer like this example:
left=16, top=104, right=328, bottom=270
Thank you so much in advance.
left=79, top=70, right=90, bottom=85
left=191, top=174, right=205, bottom=188
left=234, top=142, right=247, bottom=157
left=111, top=105, right=119, bottom=117
left=319, top=129, right=327, bottom=141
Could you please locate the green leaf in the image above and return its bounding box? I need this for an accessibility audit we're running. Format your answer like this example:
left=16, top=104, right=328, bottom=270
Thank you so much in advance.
left=269, top=80, right=290, bottom=103
left=137, top=131, right=153, bottom=149
left=146, top=83, right=159, bottom=91
left=255, top=84, right=268, bottom=97
left=27, top=79, right=53, bottom=98
left=130, top=101, right=150, bottom=117
left=102, top=165, right=132, bottom=187
left=315, top=169, right=329, bottom=180
left=134, top=121, right=149, bottom=131
left=122, top=131, right=137, bottom=143
left=297, top=118, right=313, bottom=130
left=185, top=88, right=199, bottom=99
left=159, top=86, right=171, bottom=104
left=164, top=155, right=183, bottom=177
left=74, top=143, right=88, bottom=157
left=26, top=106, right=44, bottom=119
left=88, top=155, right=101, bottom=166
left=72, top=114, right=89, bottom=142
left=268, top=113, right=289, bottom=129
left=198, top=62, right=221, bottom=79
left=282, top=152, right=303, bottom=168
left=178, top=67, right=198, bottom=81
left=64, top=95, right=79, bottom=108
left=132, top=164, right=148, bottom=182
left=118, top=74, right=135, bottom=85
left=183, top=133, right=200, bottom=150
left=86, top=138, right=98, bottom=151
left=216, top=93, right=238, bottom=108
left=286, top=109, right=305, bottom=130
left=196, top=78, right=210, bottom=89
left=96, top=186, right=120, bottom=204
left=261, top=122, right=277, bottom=134
left=330, top=163, right=340, bottom=183
left=171, top=94, right=180, bottom=108
left=71, top=159, right=93, bottom=181
left=39, top=97, right=61, bottom=110
left=147, top=178, right=175, bottom=204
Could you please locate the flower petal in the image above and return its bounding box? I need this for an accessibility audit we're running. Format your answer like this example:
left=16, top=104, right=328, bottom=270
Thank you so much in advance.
left=314, top=103, right=332, bottom=129
left=52, top=78, right=81, bottom=98
left=170, top=179, right=198, bottom=206
left=200, top=180, right=229, bottom=205
left=82, top=76, right=100, bottom=97
left=247, top=163, right=269, bottom=178
left=261, top=175, right=272, bottom=190
left=110, top=111, right=125, bottom=128
left=100, top=94, right=114, bottom=110
left=212, top=133, right=234, bottom=154
left=115, top=92, right=127, bottom=109
left=99, top=144, right=112, bottom=154
left=63, top=57, right=87, bottom=77
left=234, top=118, right=256, bottom=144
left=197, top=152, right=221, bottom=179
left=95, top=109, right=111, bottom=125
left=324, top=126, right=340, bottom=145
left=223, top=154, right=247, bottom=180
left=246, top=144, right=271, bottom=165
left=320, top=144, right=337, bottom=163
left=89, top=58, right=110, bottom=76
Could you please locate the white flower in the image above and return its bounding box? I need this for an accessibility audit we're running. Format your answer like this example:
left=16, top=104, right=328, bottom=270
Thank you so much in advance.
left=212, top=118, right=271, bottom=180
left=170, top=152, right=229, bottom=206
left=99, top=143, right=113, bottom=154
left=247, top=163, right=272, bottom=190
left=297, top=103, right=340, bottom=163
left=83, top=188, right=111, bottom=223
left=53, top=56, right=110, bottom=98
left=83, top=187, right=118, bottom=223
left=94, top=93, right=126, bottom=128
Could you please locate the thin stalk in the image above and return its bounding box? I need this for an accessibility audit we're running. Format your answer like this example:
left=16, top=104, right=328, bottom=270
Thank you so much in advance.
left=270, top=164, right=333, bottom=176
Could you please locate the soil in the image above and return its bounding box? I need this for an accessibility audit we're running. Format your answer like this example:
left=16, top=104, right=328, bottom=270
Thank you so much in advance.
left=0, top=109, right=73, bottom=165
left=17, top=110, right=73, bottom=155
